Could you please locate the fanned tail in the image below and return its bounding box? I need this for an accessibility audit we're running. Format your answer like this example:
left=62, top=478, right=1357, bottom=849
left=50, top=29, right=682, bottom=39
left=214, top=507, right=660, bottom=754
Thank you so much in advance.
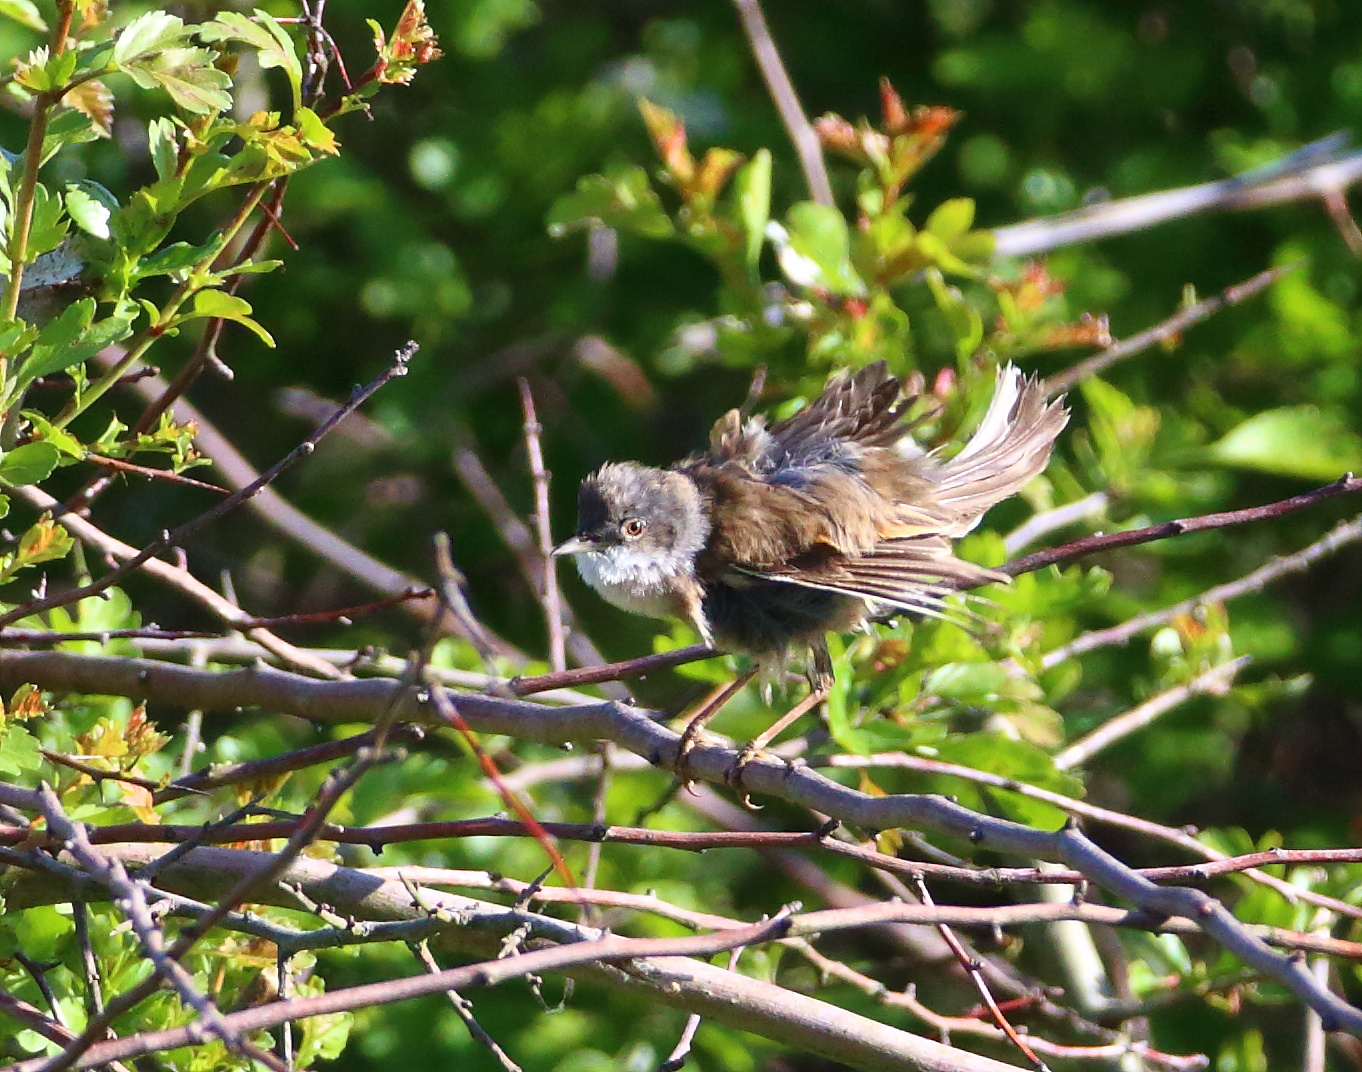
left=929, top=365, right=1068, bottom=535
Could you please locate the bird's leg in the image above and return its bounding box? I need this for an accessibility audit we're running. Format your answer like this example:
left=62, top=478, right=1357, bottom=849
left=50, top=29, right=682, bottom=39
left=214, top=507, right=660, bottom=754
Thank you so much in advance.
left=728, top=640, right=835, bottom=800
left=725, top=681, right=829, bottom=796
left=674, top=667, right=758, bottom=786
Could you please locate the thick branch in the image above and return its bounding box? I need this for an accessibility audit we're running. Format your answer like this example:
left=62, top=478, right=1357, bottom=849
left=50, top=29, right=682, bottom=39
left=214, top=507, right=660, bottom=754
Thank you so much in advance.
left=1, top=650, right=1359, bottom=1034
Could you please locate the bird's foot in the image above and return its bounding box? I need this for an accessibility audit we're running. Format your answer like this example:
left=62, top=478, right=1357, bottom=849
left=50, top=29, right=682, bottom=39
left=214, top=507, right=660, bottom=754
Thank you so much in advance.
left=724, top=684, right=829, bottom=807
left=672, top=669, right=756, bottom=790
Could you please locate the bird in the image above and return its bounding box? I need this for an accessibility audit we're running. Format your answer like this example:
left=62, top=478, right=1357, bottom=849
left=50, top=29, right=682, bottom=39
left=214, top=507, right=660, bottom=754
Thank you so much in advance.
left=553, top=361, right=1068, bottom=773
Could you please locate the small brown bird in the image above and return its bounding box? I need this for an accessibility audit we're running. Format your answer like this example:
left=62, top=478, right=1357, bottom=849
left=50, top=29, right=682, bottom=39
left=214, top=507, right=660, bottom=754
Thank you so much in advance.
left=554, top=361, right=1067, bottom=761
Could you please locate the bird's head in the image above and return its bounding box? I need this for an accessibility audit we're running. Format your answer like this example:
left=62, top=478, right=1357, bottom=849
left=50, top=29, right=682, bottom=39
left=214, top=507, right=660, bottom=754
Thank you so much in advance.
left=552, top=462, right=709, bottom=588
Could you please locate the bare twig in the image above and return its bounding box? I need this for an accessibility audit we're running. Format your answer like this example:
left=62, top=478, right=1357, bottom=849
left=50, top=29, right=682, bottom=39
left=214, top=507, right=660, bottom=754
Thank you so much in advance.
left=155, top=724, right=424, bottom=804
left=1005, top=476, right=1362, bottom=581
left=1053, top=657, right=1250, bottom=769
left=992, top=134, right=1362, bottom=257
left=510, top=643, right=717, bottom=695
left=1040, top=510, right=1362, bottom=668
left=411, top=941, right=521, bottom=1072
left=1003, top=492, right=1108, bottom=556
left=1, top=343, right=416, bottom=635
left=1044, top=263, right=1295, bottom=394
left=729, top=0, right=833, bottom=206
left=79, top=455, right=228, bottom=494
left=95, top=351, right=516, bottom=655
left=517, top=380, right=567, bottom=672
left=911, top=876, right=1049, bottom=1071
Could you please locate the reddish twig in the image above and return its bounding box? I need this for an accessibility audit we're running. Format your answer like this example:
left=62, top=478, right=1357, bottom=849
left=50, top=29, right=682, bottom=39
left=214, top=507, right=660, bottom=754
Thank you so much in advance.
left=80, top=455, right=228, bottom=494
left=510, top=643, right=718, bottom=695
left=234, top=588, right=435, bottom=630
left=1003, top=473, right=1362, bottom=579
left=911, top=875, right=1049, bottom=1071
left=1041, top=510, right=1362, bottom=668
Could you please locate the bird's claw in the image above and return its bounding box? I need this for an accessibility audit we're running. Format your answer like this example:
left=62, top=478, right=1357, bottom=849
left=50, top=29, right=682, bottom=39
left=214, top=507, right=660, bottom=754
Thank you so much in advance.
left=724, top=743, right=767, bottom=808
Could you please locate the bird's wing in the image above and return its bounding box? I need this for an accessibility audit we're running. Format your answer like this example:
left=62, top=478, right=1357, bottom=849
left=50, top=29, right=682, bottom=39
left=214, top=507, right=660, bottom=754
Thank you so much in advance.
left=737, top=536, right=1005, bottom=618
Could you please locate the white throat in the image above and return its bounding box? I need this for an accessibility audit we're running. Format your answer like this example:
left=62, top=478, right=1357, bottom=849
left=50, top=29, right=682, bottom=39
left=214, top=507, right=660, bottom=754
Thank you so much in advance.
left=572, top=545, right=693, bottom=622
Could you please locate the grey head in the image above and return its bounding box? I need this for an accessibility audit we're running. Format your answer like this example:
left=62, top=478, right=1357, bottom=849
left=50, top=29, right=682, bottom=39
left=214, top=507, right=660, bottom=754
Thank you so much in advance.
left=552, top=462, right=710, bottom=623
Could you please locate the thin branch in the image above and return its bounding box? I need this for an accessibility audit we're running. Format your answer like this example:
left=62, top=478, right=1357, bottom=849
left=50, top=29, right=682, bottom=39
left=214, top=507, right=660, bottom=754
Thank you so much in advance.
left=79, top=455, right=229, bottom=494
left=411, top=941, right=521, bottom=1072
left=93, top=351, right=516, bottom=655
left=518, top=379, right=567, bottom=673
left=154, top=724, right=424, bottom=804
left=0, top=343, right=415, bottom=634
left=992, top=133, right=1362, bottom=257
left=510, top=643, right=718, bottom=696
left=1040, top=510, right=1362, bottom=668
left=729, top=0, right=833, bottom=206
left=1044, top=263, right=1295, bottom=395
left=1004, top=475, right=1362, bottom=581
left=1053, top=656, right=1250, bottom=769
left=1003, top=492, right=1108, bottom=556
left=911, top=876, right=1049, bottom=1072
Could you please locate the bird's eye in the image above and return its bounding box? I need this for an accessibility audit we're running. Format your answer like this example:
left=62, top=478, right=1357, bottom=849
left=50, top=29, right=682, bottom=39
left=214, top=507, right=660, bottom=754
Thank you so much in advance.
left=621, top=517, right=647, bottom=539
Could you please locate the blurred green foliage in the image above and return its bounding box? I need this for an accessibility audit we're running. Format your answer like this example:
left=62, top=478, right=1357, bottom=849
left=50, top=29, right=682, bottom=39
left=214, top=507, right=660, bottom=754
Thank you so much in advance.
left=3, top=0, right=1362, bottom=1069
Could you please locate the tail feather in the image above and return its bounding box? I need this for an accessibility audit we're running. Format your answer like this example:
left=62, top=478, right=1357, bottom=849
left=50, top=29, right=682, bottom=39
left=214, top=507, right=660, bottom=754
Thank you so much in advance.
left=931, top=365, right=1067, bottom=535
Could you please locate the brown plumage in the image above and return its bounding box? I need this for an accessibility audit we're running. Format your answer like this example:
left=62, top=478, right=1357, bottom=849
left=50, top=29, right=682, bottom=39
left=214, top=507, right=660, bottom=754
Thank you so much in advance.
left=554, top=362, right=1068, bottom=685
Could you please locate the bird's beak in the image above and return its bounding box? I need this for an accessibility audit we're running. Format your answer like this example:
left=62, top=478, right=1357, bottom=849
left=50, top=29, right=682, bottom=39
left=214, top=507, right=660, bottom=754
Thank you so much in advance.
left=551, top=535, right=593, bottom=558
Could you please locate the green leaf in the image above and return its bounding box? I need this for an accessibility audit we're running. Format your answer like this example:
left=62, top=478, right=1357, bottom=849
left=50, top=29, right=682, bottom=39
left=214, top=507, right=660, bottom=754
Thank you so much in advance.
left=0, top=722, right=42, bottom=775
left=24, top=412, right=85, bottom=458
left=126, top=48, right=233, bottom=114
left=41, top=108, right=100, bottom=164
left=136, top=239, right=215, bottom=280
left=64, top=180, right=118, bottom=239
left=546, top=167, right=674, bottom=240
left=20, top=301, right=136, bottom=383
left=113, top=14, right=232, bottom=114
left=112, top=11, right=192, bottom=67
left=0, top=0, right=46, bottom=32
left=24, top=183, right=69, bottom=262
left=189, top=289, right=276, bottom=346
left=0, top=441, right=60, bottom=486
left=778, top=201, right=866, bottom=297
left=733, top=148, right=771, bottom=268
left=1210, top=406, right=1362, bottom=481
left=0, top=318, right=40, bottom=361
left=148, top=117, right=179, bottom=181
left=924, top=197, right=975, bottom=241
left=201, top=10, right=303, bottom=114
